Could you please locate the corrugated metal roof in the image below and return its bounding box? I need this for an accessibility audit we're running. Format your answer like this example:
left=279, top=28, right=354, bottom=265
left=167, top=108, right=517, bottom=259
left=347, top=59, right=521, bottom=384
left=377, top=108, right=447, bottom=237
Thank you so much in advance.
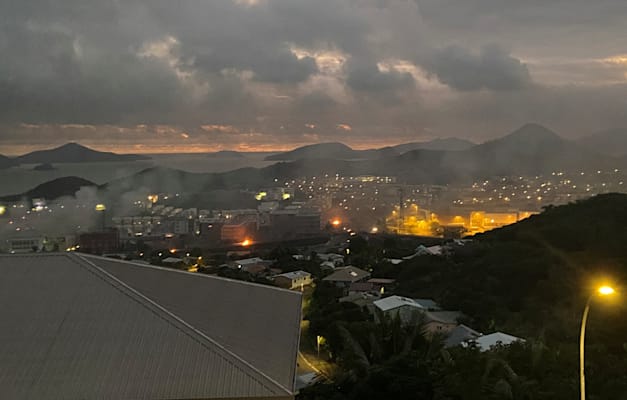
left=0, top=253, right=300, bottom=399
left=373, top=295, right=422, bottom=312
left=276, top=270, right=310, bottom=280
left=85, top=254, right=301, bottom=393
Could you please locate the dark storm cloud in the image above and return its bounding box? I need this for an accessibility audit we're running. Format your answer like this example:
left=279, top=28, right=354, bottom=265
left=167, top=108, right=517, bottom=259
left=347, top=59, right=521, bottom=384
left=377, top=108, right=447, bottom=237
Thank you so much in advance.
left=345, top=59, right=415, bottom=92
left=424, top=45, right=531, bottom=91
left=0, top=0, right=626, bottom=151
left=415, top=0, right=627, bottom=57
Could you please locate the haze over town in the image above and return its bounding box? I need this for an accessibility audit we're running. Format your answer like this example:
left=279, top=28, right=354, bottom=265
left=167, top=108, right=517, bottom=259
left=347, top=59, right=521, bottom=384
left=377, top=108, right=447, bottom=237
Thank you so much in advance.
left=2, top=1, right=627, bottom=400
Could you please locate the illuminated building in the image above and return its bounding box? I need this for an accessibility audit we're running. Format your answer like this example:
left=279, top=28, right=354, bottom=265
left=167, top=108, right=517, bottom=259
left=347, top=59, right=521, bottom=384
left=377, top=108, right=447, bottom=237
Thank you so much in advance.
left=385, top=203, right=439, bottom=236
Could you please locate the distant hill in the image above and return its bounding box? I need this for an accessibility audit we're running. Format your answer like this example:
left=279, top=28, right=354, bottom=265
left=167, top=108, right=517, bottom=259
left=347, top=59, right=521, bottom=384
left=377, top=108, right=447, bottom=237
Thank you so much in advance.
left=265, top=142, right=398, bottom=161
left=577, top=128, right=627, bottom=157
left=99, top=124, right=625, bottom=194
left=392, top=137, right=475, bottom=153
left=0, top=176, right=97, bottom=202
left=386, top=123, right=620, bottom=182
left=45, top=123, right=624, bottom=206
left=461, top=122, right=597, bottom=175
left=265, top=139, right=474, bottom=162
left=17, top=143, right=150, bottom=164
left=262, top=124, right=620, bottom=182
left=0, top=154, right=18, bottom=170
left=206, top=150, right=245, bottom=158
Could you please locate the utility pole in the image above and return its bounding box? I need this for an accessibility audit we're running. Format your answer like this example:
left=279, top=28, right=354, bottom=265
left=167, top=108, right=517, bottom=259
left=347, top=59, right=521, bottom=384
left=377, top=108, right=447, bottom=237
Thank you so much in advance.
left=398, top=187, right=404, bottom=234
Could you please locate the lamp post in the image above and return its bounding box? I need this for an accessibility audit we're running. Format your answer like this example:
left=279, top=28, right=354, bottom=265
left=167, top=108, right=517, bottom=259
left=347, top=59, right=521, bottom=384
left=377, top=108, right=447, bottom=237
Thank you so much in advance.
left=316, top=335, right=324, bottom=358
left=95, top=204, right=106, bottom=231
left=579, top=285, right=615, bottom=400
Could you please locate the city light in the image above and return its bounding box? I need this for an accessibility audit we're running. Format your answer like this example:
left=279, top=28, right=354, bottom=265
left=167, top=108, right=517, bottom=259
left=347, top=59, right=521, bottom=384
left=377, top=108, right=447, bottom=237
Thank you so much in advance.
left=241, top=239, right=252, bottom=247
left=0, top=205, right=6, bottom=216
left=331, top=219, right=341, bottom=227
left=95, top=204, right=106, bottom=211
left=598, top=286, right=615, bottom=296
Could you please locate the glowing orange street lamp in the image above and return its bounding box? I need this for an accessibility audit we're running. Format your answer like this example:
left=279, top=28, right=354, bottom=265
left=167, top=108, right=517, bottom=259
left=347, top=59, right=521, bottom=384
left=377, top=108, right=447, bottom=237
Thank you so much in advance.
left=331, top=219, right=341, bottom=227
left=241, top=239, right=252, bottom=247
left=580, top=285, right=617, bottom=400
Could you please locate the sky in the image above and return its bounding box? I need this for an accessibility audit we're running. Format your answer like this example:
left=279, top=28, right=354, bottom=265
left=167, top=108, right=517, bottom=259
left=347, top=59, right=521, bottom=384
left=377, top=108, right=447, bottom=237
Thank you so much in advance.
left=1, top=0, right=627, bottom=154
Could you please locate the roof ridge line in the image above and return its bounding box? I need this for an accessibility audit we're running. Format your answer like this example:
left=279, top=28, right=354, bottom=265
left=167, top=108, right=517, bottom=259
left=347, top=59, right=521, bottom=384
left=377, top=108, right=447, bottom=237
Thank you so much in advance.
left=74, top=254, right=293, bottom=395
left=80, top=253, right=301, bottom=296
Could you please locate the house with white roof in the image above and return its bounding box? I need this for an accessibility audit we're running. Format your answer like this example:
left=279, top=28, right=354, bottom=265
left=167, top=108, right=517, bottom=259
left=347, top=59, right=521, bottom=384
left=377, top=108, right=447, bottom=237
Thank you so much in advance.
left=373, top=295, right=441, bottom=324
left=404, top=245, right=445, bottom=260
left=467, top=332, right=525, bottom=352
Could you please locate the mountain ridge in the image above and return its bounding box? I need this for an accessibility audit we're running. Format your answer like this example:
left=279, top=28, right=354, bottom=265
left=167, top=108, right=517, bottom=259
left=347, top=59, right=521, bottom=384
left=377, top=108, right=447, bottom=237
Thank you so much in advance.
left=17, top=142, right=150, bottom=164
left=0, top=176, right=97, bottom=202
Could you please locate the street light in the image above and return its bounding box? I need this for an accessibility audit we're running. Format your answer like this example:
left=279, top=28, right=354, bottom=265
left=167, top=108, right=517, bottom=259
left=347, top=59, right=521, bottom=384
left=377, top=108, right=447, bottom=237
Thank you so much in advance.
left=95, top=204, right=106, bottom=231
left=316, top=335, right=325, bottom=358
left=580, top=285, right=616, bottom=400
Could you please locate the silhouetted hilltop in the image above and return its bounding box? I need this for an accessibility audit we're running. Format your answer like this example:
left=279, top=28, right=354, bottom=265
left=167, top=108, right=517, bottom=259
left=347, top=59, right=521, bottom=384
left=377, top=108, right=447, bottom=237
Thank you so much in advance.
left=391, top=123, right=617, bottom=181
left=0, top=176, right=97, bottom=202
left=265, top=142, right=397, bottom=161
left=17, top=143, right=150, bottom=164
left=393, top=137, right=475, bottom=153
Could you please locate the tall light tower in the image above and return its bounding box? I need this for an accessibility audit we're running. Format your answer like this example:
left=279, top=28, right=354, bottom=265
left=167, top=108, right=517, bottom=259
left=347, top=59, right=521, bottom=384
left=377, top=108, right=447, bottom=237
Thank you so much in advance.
left=398, top=187, right=404, bottom=234
left=95, top=204, right=106, bottom=231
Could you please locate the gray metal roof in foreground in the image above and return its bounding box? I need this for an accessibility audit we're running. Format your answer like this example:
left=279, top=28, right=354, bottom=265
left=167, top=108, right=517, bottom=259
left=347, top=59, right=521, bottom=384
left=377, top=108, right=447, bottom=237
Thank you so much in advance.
left=0, top=253, right=301, bottom=399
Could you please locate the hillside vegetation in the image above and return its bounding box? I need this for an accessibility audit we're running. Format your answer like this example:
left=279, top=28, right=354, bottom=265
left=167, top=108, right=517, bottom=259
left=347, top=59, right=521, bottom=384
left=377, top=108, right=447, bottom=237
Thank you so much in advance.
left=301, top=194, right=627, bottom=400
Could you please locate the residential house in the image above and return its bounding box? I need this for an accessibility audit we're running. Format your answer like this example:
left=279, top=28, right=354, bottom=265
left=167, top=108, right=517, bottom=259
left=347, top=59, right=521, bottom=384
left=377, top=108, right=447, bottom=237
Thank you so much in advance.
left=317, top=253, right=344, bottom=267
left=322, top=266, right=370, bottom=289
left=274, top=270, right=313, bottom=290
left=469, top=332, right=525, bottom=352
left=372, top=295, right=441, bottom=324
left=423, top=311, right=463, bottom=335
left=229, top=257, right=273, bottom=272
left=339, top=292, right=379, bottom=308
left=444, top=324, right=481, bottom=348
